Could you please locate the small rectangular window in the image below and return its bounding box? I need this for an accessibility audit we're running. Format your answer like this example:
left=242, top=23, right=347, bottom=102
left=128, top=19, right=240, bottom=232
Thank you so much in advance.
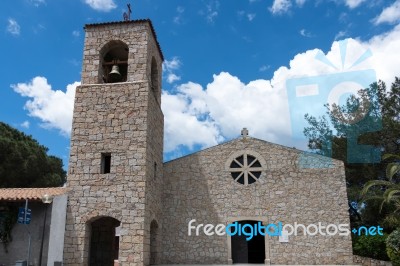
left=101, top=153, right=111, bottom=174
left=154, top=162, right=157, bottom=179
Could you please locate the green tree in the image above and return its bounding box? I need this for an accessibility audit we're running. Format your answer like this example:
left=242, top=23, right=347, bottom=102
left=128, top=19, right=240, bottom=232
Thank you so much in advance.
left=361, top=154, right=400, bottom=230
left=303, top=77, right=400, bottom=227
left=352, top=233, right=390, bottom=261
left=386, top=230, right=400, bottom=265
left=0, top=122, right=66, bottom=188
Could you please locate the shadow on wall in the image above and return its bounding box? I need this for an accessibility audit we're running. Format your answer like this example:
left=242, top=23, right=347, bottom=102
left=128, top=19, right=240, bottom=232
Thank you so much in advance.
left=0, top=202, right=50, bottom=266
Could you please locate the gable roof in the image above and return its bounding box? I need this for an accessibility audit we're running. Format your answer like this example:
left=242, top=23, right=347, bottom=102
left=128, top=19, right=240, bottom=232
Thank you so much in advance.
left=164, top=136, right=342, bottom=165
left=0, top=187, right=67, bottom=201
left=164, top=136, right=296, bottom=163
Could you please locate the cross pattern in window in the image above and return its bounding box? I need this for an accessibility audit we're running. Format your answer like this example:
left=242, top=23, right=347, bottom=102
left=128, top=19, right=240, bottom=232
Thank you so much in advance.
left=229, top=154, right=262, bottom=185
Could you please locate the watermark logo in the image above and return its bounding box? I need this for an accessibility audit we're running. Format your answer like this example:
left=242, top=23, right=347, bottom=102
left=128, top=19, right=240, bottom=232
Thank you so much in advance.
left=188, top=219, right=351, bottom=241
left=286, top=40, right=382, bottom=168
left=352, top=225, right=383, bottom=236
left=188, top=220, right=383, bottom=241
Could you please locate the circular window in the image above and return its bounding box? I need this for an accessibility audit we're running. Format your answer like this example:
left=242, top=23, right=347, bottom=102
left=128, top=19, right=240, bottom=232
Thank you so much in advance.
left=229, top=153, right=263, bottom=185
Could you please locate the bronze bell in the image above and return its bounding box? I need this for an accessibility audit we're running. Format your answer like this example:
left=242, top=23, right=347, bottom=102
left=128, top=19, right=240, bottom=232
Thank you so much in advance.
left=109, top=64, right=121, bottom=81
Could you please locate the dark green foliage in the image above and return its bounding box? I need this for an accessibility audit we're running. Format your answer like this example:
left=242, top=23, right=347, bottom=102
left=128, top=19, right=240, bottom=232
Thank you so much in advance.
left=303, top=78, right=400, bottom=227
left=0, top=122, right=66, bottom=188
left=361, top=153, right=400, bottom=232
left=386, top=230, right=400, bottom=266
left=0, top=203, right=18, bottom=252
left=353, top=233, right=390, bottom=261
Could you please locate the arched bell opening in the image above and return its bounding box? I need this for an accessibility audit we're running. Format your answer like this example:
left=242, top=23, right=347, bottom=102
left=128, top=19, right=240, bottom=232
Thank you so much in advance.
left=99, top=40, right=129, bottom=83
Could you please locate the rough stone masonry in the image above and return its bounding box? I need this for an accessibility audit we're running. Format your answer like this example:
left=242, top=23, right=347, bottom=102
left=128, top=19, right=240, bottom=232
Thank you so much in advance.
left=64, top=19, right=354, bottom=265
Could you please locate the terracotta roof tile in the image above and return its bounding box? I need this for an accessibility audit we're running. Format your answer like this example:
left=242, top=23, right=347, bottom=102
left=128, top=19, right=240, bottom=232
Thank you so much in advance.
left=0, top=187, right=67, bottom=201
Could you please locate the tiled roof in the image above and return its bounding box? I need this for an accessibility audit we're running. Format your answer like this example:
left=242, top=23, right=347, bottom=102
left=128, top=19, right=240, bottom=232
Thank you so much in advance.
left=0, top=187, right=67, bottom=201
left=84, top=19, right=164, bottom=61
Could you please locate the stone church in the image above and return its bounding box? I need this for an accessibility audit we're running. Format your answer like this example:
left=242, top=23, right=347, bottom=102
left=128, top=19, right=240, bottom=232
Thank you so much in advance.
left=63, top=19, right=354, bottom=265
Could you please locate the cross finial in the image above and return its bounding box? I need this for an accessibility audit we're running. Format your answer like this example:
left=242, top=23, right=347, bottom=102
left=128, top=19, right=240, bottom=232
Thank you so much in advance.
left=241, top=128, right=249, bottom=138
left=123, top=3, right=132, bottom=21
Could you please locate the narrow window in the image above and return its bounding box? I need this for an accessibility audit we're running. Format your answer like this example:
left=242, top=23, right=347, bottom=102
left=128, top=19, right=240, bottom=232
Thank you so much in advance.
left=101, top=153, right=111, bottom=174
left=154, top=162, right=157, bottom=179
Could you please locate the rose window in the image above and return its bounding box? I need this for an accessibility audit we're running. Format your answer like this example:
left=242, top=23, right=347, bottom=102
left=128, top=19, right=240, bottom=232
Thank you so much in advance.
left=229, top=153, right=263, bottom=185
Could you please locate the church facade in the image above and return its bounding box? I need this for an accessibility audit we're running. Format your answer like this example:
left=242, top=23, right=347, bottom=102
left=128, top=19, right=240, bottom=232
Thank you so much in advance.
left=63, top=19, right=354, bottom=265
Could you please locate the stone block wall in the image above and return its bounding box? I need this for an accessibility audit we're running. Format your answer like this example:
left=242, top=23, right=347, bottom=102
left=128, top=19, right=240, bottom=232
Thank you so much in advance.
left=64, top=20, right=163, bottom=266
left=81, top=20, right=162, bottom=86
left=142, top=30, right=164, bottom=265
left=354, top=255, right=392, bottom=266
left=161, top=137, right=354, bottom=264
left=64, top=82, right=150, bottom=265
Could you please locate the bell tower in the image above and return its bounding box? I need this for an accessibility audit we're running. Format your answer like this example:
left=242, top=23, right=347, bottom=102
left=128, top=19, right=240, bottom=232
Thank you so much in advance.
left=64, top=20, right=164, bottom=266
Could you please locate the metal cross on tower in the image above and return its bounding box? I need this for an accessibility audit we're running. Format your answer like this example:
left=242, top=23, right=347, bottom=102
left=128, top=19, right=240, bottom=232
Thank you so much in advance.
left=123, top=3, right=132, bottom=21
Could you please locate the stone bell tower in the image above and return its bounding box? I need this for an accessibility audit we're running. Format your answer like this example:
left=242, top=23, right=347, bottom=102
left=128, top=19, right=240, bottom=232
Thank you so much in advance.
left=64, top=20, right=164, bottom=266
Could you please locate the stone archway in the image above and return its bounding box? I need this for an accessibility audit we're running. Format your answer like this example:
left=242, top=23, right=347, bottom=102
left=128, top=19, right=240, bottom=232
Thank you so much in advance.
left=89, top=216, right=121, bottom=266
left=231, top=220, right=266, bottom=264
left=150, top=220, right=159, bottom=265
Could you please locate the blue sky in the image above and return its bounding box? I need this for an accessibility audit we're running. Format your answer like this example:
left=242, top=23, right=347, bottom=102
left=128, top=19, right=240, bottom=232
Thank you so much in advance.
left=1, top=0, right=400, bottom=168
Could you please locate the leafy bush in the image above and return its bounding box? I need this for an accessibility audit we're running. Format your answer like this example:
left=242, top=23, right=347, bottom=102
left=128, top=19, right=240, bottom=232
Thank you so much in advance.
left=386, top=230, right=400, bottom=265
left=353, top=233, right=390, bottom=261
left=0, top=204, right=18, bottom=252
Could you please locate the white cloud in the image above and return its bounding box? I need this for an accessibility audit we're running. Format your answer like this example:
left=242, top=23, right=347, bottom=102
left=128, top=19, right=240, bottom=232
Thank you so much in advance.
left=11, top=77, right=79, bottom=136
left=84, top=0, right=116, bottom=12
left=162, top=25, right=400, bottom=155
left=177, top=6, right=185, bottom=13
left=259, top=65, right=270, bottom=72
left=362, top=23, right=400, bottom=86
left=237, top=11, right=256, bottom=21
left=174, top=6, right=185, bottom=24
left=162, top=83, right=222, bottom=153
left=162, top=72, right=291, bottom=155
left=7, top=18, right=20, bottom=36
left=167, top=74, right=181, bottom=84
left=33, top=23, right=46, bottom=34
left=247, top=13, right=256, bottom=21
left=29, top=0, right=45, bottom=7
left=344, top=0, right=365, bottom=9
left=295, top=0, right=306, bottom=6
left=207, top=12, right=218, bottom=23
left=335, top=30, right=348, bottom=40
left=11, top=23, right=400, bottom=158
left=300, top=28, right=313, bottom=38
left=163, top=57, right=182, bottom=84
left=202, top=0, right=219, bottom=23
left=373, top=0, right=400, bottom=25
left=269, top=0, right=306, bottom=14
left=163, top=57, right=181, bottom=71
left=269, top=0, right=292, bottom=14
left=72, top=30, right=80, bottom=37
left=20, top=121, right=30, bottom=129
left=271, top=0, right=365, bottom=14
left=68, top=59, right=80, bottom=67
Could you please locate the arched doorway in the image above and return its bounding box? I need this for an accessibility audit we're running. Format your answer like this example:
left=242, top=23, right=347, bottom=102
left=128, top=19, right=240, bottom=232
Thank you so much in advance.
left=89, top=217, right=121, bottom=266
left=231, top=220, right=265, bottom=264
left=150, top=220, right=159, bottom=265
